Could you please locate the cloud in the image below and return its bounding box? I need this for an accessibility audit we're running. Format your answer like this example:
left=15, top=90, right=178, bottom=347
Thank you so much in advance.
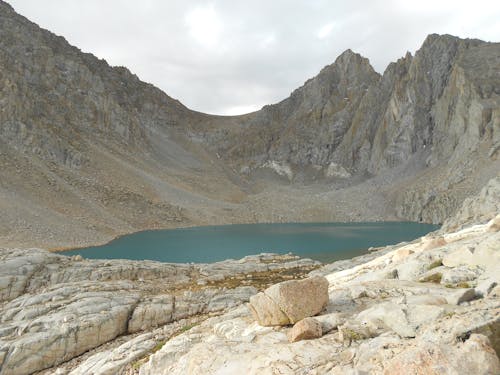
left=185, top=4, right=222, bottom=48
left=7, top=0, right=500, bottom=115
left=317, top=22, right=336, bottom=39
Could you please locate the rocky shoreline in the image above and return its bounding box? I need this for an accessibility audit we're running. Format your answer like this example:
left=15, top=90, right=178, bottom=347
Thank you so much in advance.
left=138, top=213, right=500, bottom=375
left=0, top=178, right=498, bottom=374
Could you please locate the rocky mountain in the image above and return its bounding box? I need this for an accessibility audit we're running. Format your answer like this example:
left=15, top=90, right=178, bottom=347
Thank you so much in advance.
left=201, top=34, right=500, bottom=221
left=0, top=0, right=499, bottom=251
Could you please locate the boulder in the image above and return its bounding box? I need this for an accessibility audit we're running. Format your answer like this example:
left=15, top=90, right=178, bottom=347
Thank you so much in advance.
left=442, top=235, right=500, bottom=270
left=475, top=278, right=498, bottom=298
left=420, top=236, right=447, bottom=251
left=287, top=317, right=323, bottom=342
left=392, top=248, right=415, bottom=263
left=249, top=276, right=329, bottom=326
left=247, top=292, right=289, bottom=326
left=486, top=214, right=500, bottom=232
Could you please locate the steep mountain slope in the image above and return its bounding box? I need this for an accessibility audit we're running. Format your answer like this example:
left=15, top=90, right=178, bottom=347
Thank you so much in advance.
left=0, top=0, right=251, bottom=249
left=195, top=34, right=499, bottom=221
left=0, top=0, right=498, bottom=250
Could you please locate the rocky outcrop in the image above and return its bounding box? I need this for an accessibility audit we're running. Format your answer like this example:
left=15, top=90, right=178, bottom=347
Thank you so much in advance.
left=0, top=251, right=319, bottom=374
left=0, top=192, right=496, bottom=375
left=248, top=276, right=329, bottom=326
left=200, top=34, right=499, bottom=225
left=383, top=334, right=500, bottom=375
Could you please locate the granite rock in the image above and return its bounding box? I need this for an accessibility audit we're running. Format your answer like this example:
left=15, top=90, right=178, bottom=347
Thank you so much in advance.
left=249, top=276, right=329, bottom=326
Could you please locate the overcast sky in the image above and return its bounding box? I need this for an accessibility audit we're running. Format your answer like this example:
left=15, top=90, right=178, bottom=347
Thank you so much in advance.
left=8, top=0, right=500, bottom=115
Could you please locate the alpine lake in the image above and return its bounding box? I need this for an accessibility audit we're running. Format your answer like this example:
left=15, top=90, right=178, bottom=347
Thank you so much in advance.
left=63, top=222, right=439, bottom=264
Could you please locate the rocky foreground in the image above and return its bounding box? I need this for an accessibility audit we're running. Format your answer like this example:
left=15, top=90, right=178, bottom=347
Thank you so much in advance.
left=0, top=177, right=498, bottom=374
left=0, top=251, right=320, bottom=375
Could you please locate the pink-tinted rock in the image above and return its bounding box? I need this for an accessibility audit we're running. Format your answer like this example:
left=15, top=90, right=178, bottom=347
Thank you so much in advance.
left=249, top=276, right=329, bottom=326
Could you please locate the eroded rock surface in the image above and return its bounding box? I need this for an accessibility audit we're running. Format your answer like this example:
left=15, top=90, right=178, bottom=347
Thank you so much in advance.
left=0, top=252, right=319, bottom=374
left=0, top=3, right=498, bottom=373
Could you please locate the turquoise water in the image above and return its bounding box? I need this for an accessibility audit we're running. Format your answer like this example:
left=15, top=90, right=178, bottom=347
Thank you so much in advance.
left=63, top=222, right=439, bottom=263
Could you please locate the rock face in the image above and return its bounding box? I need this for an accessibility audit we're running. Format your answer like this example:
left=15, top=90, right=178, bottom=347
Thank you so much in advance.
left=205, top=34, right=500, bottom=225
left=248, top=276, right=329, bottom=326
left=0, top=1, right=498, bottom=250
left=442, top=176, right=500, bottom=231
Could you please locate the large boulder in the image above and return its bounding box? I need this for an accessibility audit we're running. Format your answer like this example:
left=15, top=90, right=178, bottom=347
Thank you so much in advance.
left=248, top=276, right=329, bottom=326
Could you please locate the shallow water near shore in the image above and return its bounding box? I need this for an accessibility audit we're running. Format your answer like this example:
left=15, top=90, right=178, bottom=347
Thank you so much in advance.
left=63, top=222, right=439, bottom=263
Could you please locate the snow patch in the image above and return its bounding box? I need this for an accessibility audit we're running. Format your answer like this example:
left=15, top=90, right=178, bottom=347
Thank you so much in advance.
left=325, top=162, right=351, bottom=179
left=262, top=161, right=293, bottom=181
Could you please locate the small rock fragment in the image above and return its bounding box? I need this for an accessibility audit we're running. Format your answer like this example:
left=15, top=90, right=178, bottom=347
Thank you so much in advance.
left=287, top=317, right=323, bottom=342
left=475, top=279, right=498, bottom=298
left=446, top=288, right=476, bottom=305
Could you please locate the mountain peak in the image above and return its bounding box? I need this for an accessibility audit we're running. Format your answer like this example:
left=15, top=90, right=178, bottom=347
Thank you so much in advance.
left=335, top=48, right=367, bottom=64
left=338, top=48, right=356, bottom=56
left=420, top=33, right=486, bottom=52
left=0, top=0, right=13, bottom=10
left=331, top=48, right=376, bottom=74
left=0, top=1, right=15, bottom=17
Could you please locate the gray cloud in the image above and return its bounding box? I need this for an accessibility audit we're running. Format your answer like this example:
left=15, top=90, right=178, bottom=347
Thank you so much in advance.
left=8, top=0, right=500, bottom=114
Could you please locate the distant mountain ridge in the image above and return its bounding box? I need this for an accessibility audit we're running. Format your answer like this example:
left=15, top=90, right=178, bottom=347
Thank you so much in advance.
left=0, top=0, right=498, bottom=249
